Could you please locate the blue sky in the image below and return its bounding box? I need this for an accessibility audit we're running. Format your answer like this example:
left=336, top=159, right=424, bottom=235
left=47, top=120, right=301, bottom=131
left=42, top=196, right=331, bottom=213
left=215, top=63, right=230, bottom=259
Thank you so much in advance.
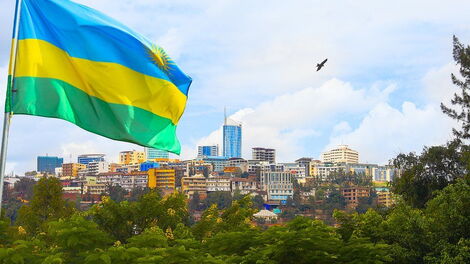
left=0, top=0, right=470, bottom=174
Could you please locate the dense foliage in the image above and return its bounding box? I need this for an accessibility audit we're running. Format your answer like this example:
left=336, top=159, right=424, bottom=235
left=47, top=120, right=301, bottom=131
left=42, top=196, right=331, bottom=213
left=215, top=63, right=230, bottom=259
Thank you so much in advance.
left=0, top=175, right=468, bottom=263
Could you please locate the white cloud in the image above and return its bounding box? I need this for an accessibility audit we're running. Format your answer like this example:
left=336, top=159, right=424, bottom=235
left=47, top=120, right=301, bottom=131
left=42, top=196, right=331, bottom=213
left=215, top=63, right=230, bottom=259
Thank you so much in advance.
left=187, top=79, right=394, bottom=162
left=332, top=121, right=352, bottom=135
left=325, top=102, right=455, bottom=164
left=422, top=62, right=459, bottom=104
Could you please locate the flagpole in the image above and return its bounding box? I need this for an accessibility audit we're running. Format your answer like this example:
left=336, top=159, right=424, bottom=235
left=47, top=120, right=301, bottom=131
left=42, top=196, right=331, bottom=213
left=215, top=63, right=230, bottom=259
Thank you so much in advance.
left=0, top=0, right=22, bottom=216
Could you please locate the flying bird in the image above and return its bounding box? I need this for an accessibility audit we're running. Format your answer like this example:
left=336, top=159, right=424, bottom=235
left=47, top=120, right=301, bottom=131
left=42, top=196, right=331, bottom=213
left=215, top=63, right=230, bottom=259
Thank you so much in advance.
left=316, top=58, right=328, bottom=71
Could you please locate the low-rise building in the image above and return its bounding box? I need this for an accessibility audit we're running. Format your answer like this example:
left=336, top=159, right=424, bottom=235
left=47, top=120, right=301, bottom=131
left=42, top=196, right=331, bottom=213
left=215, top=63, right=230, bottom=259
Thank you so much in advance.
left=140, top=161, right=160, bottom=172
left=119, top=150, right=146, bottom=165
left=231, top=177, right=257, bottom=194
left=295, top=157, right=313, bottom=177
left=341, top=186, right=371, bottom=204
left=310, top=162, right=341, bottom=181
left=86, top=161, right=110, bottom=175
left=206, top=176, right=231, bottom=192
left=375, top=187, right=396, bottom=207
left=148, top=168, right=175, bottom=191
left=202, top=156, right=228, bottom=172
left=372, top=166, right=396, bottom=182
left=252, top=147, right=276, bottom=163
left=62, top=163, right=86, bottom=177
left=121, top=172, right=148, bottom=191
left=181, top=174, right=207, bottom=198
left=84, top=183, right=106, bottom=195
left=96, top=172, right=148, bottom=191
left=260, top=171, right=294, bottom=202
left=281, top=163, right=307, bottom=183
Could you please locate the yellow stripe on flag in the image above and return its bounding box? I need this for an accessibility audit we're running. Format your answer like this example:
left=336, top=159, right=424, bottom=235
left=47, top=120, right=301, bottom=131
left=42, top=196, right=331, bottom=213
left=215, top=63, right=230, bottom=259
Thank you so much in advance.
left=15, top=39, right=186, bottom=124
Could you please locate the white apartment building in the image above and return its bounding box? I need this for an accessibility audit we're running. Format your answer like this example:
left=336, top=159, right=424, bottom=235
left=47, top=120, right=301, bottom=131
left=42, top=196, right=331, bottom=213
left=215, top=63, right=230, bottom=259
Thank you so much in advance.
left=206, top=176, right=231, bottom=192
left=371, top=166, right=396, bottom=182
left=86, top=161, right=110, bottom=175
left=321, top=145, right=359, bottom=164
left=281, top=163, right=307, bottom=182
left=310, top=162, right=342, bottom=181
left=260, top=171, right=294, bottom=201
left=231, top=177, right=257, bottom=194
left=119, top=172, right=148, bottom=191
left=96, top=172, right=148, bottom=191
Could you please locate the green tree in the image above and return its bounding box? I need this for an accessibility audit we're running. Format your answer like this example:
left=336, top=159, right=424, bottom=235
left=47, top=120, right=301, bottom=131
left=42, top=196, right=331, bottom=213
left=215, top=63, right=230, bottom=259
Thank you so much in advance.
left=353, top=209, right=385, bottom=244
left=105, top=184, right=128, bottom=202
left=333, top=210, right=357, bottom=242
left=46, top=214, right=113, bottom=262
left=16, top=177, right=75, bottom=234
left=188, top=191, right=201, bottom=212
left=126, top=226, right=168, bottom=248
left=391, top=141, right=469, bottom=208
left=203, top=191, right=233, bottom=210
left=425, top=179, right=470, bottom=245
left=355, top=191, right=377, bottom=214
left=127, top=187, right=151, bottom=202
left=382, top=203, right=432, bottom=263
left=13, top=177, right=36, bottom=200
left=251, top=195, right=264, bottom=210
left=441, top=36, right=470, bottom=139
left=89, top=196, right=135, bottom=242
left=323, top=189, right=346, bottom=210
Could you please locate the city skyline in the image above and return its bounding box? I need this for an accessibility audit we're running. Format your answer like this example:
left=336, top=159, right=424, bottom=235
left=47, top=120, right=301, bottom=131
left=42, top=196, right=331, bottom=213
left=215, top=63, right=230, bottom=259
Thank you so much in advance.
left=32, top=144, right=374, bottom=175
left=0, top=0, right=469, bottom=174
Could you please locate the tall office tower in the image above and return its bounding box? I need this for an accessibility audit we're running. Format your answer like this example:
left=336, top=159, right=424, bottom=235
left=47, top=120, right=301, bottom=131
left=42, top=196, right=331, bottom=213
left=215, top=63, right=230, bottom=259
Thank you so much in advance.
left=37, top=156, right=63, bottom=174
left=223, top=111, right=242, bottom=158
left=321, top=145, right=359, bottom=164
left=77, top=154, right=105, bottom=165
left=145, top=147, right=169, bottom=159
left=252, top=147, right=276, bottom=163
left=197, top=145, right=219, bottom=158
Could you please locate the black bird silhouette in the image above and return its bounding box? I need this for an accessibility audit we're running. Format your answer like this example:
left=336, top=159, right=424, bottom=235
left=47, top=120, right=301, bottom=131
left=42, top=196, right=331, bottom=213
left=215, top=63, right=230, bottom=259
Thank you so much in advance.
left=316, top=58, right=328, bottom=71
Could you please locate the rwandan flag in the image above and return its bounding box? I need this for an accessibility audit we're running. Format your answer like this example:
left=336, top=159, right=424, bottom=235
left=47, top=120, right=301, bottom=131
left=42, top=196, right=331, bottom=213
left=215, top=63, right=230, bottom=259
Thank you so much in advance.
left=6, top=0, right=191, bottom=154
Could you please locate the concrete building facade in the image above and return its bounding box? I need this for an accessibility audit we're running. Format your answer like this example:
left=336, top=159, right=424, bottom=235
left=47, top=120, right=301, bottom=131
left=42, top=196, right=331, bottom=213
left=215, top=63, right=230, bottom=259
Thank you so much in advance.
left=321, top=145, right=359, bottom=164
left=252, top=147, right=276, bottom=163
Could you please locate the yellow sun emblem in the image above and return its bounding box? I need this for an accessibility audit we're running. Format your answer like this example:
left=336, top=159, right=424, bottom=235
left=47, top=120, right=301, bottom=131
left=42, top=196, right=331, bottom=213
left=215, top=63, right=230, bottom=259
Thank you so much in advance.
left=148, top=44, right=173, bottom=74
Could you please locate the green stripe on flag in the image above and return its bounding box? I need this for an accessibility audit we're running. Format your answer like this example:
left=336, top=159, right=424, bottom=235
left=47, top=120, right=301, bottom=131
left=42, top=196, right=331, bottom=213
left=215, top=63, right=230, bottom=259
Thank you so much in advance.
left=11, top=76, right=181, bottom=154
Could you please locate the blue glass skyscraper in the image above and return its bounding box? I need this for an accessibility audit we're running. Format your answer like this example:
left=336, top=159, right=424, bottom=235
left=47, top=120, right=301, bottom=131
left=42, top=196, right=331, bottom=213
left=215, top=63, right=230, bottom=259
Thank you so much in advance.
left=37, top=156, right=63, bottom=173
left=223, top=117, right=242, bottom=158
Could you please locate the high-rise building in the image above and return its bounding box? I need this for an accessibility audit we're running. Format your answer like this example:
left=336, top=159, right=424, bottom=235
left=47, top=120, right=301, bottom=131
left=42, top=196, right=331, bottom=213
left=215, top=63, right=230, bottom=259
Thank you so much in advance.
left=252, top=147, right=276, bottom=163
left=321, top=145, right=359, bottom=164
left=223, top=115, right=242, bottom=158
left=77, top=154, right=105, bottom=165
left=197, top=145, right=219, bottom=158
left=145, top=148, right=169, bottom=159
left=37, top=156, right=63, bottom=174
left=119, top=150, right=146, bottom=164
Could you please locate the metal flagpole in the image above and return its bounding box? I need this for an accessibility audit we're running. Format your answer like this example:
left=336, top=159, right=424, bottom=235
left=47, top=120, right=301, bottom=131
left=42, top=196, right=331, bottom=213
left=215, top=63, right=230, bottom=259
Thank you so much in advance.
left=0, top=0, right=23, bottom=216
